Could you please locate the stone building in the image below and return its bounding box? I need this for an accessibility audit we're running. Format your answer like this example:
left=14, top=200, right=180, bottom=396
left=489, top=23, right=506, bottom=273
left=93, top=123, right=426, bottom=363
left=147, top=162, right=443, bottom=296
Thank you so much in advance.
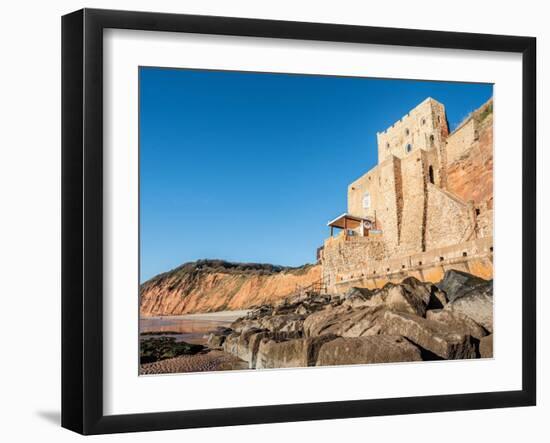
left=321, top=97, right=493, bottom=293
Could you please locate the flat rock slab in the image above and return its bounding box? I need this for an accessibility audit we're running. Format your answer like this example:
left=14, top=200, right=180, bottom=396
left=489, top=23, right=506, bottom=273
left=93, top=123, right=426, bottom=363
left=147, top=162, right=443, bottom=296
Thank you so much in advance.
left=316, top=335, right=422, bottom=366
left=426, top=309, right=488, bottom=340
left=303, top=305, right=387, bottom=338
left=381, top=310, right=478, bottom=360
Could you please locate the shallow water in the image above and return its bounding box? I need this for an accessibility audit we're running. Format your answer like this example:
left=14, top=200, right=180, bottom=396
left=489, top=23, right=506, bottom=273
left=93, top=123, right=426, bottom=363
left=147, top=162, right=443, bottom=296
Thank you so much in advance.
left=140, top=311, right=247, bottom=345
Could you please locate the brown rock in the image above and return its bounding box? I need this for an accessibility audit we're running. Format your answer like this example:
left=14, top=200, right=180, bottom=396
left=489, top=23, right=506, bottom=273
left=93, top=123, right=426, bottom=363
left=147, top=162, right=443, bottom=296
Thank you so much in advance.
left=428, top=287, right=448, bottom=309
left=258, top=314, right=305, bottom=333
left=207, top=333, right=227, bottom=348
left=384, top=284, right=429, bottom=317
left=444, top=282, right=493, bottom=333
left=303, top=305, right=387, bottom=338
left=230, top=318, right=262, bottom=334
left=426, top=309, right=488, bottom=340
left=381, top=310, right=478, bottom=360
left=255, top=335, right=337, bottom=369
left=222, top=328, right=262, bottom=362
left=341, top=278, right=441, bottom=317
left=479, top=334, right=493, bottom=358
left=316, top=335, right=422, bottom=366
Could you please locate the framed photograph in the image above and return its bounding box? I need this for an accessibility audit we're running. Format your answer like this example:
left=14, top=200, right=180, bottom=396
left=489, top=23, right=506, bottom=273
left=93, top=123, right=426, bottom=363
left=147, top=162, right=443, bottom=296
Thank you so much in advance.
left=61, top=8, right=536, bottom=435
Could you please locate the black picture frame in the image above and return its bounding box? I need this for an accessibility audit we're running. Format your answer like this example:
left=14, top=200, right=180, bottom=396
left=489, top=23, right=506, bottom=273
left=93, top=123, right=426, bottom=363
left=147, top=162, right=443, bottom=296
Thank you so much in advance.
left=61, top=8, right=537, bottom=435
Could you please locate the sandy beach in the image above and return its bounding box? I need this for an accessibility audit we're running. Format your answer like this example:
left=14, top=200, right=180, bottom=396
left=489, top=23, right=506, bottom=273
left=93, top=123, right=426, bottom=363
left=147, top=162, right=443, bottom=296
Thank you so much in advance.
left=140, top=349, right=248, bottom=375
left=140, top=310, right=250, bottom=374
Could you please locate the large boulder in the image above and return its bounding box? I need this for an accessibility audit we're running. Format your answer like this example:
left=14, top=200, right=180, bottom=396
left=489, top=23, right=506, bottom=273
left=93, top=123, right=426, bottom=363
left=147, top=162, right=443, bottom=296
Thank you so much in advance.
left=230, top=317, right=262, bottom=333
left=255, top=335, right=337, bottom=369
left=316, top=335, right=422, bottom=366
left=342, top=278, right=445, bottom=316
left=206, top=326, right=232, bottom=348
left=381, top=310, right=478, bottom=360
left=437, top=269, right=490, bottom=303
left=303, top=305, right=387, bottom=338
left=426, top=309, right=488, bottom=340
left=444, top=282, right=493, bottom=333
left=223, top=329, right=303, bottom=368
left=384, top=282, right=430, bottom=317
left=343, top=287, right=379, bottom=308
left=258, top=314, right=306, bottom=333
left=222, top=328, right=270, bottom=362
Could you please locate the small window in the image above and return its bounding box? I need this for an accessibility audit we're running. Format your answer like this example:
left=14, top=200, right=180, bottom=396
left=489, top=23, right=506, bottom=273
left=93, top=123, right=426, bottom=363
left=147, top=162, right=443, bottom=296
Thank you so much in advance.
left=428, top=165, right=434, bottom=184
left=462, top=252, right=468, bottom=257
left=439, top=256, right=444, bottom=262
left=406, top=143, right=412, bottom=153
left=362, top=192, right=371, bottom=209
left=421, top=118, right=426, bottom=125
left=405, top=128, right=410, bottom=136
left=476, top=208, right=481, bottom=216
left=402, top=264, right=406, bottom=269
left=429, top=134, right=435, bottom=147
left=418, top=261, right=422, bottom=266
left=386, top=142, right=390, bottom=149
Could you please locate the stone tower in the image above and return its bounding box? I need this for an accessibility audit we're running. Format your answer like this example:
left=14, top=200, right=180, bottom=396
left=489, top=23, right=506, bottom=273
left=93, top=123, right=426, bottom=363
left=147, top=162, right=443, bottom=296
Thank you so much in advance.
left=376, top=97, right=449, bottom=185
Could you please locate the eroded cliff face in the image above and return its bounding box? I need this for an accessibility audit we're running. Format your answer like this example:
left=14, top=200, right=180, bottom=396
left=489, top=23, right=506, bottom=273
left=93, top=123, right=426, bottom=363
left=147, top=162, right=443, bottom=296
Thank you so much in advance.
left=446, top=101, right=493, bottom=207
left=140, top=260, right=321, bottom=316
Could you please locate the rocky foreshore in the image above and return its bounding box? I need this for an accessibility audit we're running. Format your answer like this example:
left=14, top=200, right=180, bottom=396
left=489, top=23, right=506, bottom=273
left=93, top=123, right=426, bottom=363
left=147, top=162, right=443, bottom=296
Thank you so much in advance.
left=207, top=270, right=493, bottom=369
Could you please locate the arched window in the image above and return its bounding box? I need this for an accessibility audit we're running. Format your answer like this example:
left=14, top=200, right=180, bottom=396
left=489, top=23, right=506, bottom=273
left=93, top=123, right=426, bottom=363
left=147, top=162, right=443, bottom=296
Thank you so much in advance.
left=429, top=134, right=435, bottom=147
left=428, top=165, right=435, bottom=184
left=405, top=128, right=410, bottom=136
left=362, top=192, right=371, bottom=209
left=406, top=143, right=412, bottom=153
left=386, top=142, right=390, bottom=149
left=421, top=118, right=426, bottom=125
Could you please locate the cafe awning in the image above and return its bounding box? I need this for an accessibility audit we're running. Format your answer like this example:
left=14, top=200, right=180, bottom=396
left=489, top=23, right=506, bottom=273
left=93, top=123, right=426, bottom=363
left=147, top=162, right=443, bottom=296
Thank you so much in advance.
left=327, top=213, right=374, bottom=229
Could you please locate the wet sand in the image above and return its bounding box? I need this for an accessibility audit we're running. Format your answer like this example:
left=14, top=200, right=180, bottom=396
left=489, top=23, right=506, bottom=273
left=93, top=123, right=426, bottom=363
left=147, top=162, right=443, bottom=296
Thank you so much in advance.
left=140, top=310, right=250, bottom=374
left=140, top=349, right=248, bottom=375
left=140, top=310, right=249, bottom=345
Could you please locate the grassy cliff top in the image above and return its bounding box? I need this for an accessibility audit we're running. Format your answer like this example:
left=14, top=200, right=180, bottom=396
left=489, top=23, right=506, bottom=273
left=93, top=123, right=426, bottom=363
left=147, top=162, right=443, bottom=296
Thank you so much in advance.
left=142, top=259, right=316, bottom=286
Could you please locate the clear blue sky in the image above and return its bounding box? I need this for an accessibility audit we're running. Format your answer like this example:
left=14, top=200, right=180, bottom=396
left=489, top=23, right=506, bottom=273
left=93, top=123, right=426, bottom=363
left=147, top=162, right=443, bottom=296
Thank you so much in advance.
left=139, top=67, right=493, bottom=282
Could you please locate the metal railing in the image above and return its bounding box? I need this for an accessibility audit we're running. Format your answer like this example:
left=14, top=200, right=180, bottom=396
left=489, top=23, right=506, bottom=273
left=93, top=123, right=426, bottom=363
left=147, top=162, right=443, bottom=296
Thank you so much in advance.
left=294, top=278, right=327, bottom=297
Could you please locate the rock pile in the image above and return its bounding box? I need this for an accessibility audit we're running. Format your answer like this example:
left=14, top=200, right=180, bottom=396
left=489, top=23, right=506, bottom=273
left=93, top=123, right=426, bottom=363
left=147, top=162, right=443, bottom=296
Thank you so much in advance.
left=207, top=270, right=494, bottom=369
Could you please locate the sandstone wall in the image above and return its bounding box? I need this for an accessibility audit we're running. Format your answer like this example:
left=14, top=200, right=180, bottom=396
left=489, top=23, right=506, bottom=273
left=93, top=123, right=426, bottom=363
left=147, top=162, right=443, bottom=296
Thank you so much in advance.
left=396, top=149, right=428, bottom=255
left=325, top=237, right=493, bottom=293
left=377, top=98, right=448, bottom=163
left=445, top=118, right=477, bottom=165
left=425, top=184, right=475, bottom=250
left=347, top=156, right=402, bottom=251
left=321, top=236, right=387, bottom=289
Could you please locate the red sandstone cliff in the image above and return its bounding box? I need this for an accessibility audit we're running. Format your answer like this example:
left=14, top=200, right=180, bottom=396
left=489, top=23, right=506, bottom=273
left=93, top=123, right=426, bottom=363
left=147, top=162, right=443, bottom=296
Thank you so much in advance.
left=446, top=100, right=493, bottom=207
left=140, top=260, right=321, bottom=316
